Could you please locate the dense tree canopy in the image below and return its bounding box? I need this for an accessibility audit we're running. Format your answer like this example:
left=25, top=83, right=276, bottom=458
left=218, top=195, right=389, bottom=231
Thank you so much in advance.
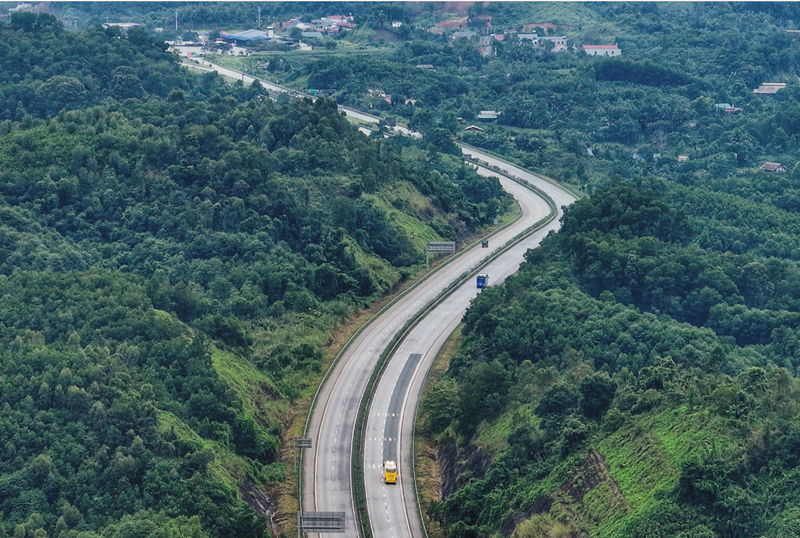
left=423, top=176, right=800, bottom=538
left=0, top=12, right=512, bottom=538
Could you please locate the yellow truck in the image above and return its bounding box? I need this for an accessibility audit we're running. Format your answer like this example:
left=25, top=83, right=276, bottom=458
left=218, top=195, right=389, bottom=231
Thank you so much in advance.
left=383, top=460, right=397, bottom=484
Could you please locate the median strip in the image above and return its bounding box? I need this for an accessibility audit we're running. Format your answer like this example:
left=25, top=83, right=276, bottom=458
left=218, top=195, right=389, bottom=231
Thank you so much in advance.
left=353, top=158, right=559, bottom=538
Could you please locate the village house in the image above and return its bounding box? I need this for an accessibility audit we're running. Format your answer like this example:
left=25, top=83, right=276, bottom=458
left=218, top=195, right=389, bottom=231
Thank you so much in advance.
left=477, top=110, right=499, bottom=121
left=463, top=125, right=486, bottom=133
left=761, top=162, right=788, bottom=173
left=102, top=22, right=141, bottom=31
left=327, top=15, right=353, bottom=24
left=753, top=83, right=787, bottom=94
left=583, top=44, right=621, bottom=56
left=450, top=30, right=477, bottom=41
left=517, top=33, right=540, bottom=42
left=221, top=29, right=272, bottom=45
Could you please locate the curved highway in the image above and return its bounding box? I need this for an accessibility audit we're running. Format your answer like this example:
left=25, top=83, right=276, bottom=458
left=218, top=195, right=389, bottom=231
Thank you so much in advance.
left=363, top=153, right=577, bottom=538
left=181, top=58, right=421, bottom=137
left=303, top=161, right=567, bottom=537
left=177, top=59, right=578, bottom=538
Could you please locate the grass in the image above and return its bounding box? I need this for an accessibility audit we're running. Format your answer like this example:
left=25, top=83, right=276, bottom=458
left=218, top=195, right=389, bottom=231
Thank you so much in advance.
left=461, top=405, right=736, bottom=538
left=155, top=409, right=242, bottom=494
left=363, top=195, right=441, bottom=254
left=592, top=407, right=732, bottom=537
left=212, top=348, right=289, bottom=434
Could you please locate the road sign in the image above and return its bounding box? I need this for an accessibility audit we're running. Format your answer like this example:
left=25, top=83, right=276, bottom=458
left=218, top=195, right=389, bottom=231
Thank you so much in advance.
left=427, top=241, right=456, bottom=253
left=294, top=438, right=312, bottom=448
left=293, top=438, right=312, bottom=473
left=426, top=241, right=457, bottom=271
left=298, top=512, right=345, bottom=534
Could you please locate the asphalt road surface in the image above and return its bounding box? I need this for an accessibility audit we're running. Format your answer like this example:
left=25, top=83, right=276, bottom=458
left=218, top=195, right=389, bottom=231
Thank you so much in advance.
left=363, top=154, right=577, bottom=538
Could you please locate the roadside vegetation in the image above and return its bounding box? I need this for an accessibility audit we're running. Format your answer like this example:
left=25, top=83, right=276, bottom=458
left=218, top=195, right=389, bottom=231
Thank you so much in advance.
left=421, top=179, right=800, bottom=537
left=13, top=1, right=800, bottom=537
left=0, top=11, right=511, bottom=538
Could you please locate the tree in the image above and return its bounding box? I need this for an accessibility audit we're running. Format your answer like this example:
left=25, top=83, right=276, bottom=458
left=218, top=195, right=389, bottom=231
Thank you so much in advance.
left=740, top=261, right=773, bottom=308
left=580, top=374, right=616, bottom=419
left=535, top=384, right=579, bottom=435
left=111, top=66, right=145, bottom=100
left=422, top=378, right=460, bottom=432
left=34, top=76, right=89, bottom=117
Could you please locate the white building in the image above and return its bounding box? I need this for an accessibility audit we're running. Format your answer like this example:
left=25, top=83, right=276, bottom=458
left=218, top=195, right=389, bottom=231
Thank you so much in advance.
left=583, top=44, right=621, bottom=56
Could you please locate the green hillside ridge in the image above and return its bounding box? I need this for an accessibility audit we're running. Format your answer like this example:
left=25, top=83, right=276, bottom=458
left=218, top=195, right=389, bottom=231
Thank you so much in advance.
left=421, top=178, right=800, bottom=538
left=9, top=2, right=800, bottom=537
left=0, top=12, right=513, bottom=538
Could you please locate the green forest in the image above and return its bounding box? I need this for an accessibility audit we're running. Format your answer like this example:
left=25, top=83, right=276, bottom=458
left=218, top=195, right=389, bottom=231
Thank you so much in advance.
left=231, top=2, right=800, bottom=194
left=422, top=179, right=800, bottom=537
left=9, top=1, right=800, bottom=537
left=0, top=10, right=509, bottom=538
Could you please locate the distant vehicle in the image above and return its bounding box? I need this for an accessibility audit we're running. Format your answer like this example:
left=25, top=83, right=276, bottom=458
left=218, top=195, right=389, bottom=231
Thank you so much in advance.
left=383, top=460, right=397, bottom=484
left=477, top=273, right=488, bottom=288
left=481, top=240, right=489, bottom=248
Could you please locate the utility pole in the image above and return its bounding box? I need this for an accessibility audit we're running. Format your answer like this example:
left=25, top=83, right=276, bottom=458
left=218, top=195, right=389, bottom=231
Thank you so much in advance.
left=175, top=9, right=178, bottom=32
left=258, top=7, right=262, bottom=28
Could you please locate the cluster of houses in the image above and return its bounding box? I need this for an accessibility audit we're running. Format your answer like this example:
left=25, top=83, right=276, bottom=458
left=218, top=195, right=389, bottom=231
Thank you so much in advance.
left=218, top=15, right=356, bottom=47
left=274, top=15, right=356, bottom=35
left=444, top=20, right=620, bottom=57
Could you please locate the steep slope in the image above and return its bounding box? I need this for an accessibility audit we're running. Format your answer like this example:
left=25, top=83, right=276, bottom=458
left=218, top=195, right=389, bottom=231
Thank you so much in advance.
left=421, top=179, right=800, bottom=538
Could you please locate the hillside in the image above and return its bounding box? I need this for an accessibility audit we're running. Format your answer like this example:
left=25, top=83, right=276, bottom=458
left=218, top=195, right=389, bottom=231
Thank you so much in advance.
left=420, top=179, right=800, bottom=538
left=8, top=2, right=800, bottom=537
left=0, top=12, right=511, bottom=538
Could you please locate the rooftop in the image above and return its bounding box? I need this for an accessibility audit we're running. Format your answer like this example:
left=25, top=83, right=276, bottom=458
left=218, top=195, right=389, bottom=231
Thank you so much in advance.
left=223, top=29, right=271, bottom=41
left=761, top=162, right=787, bottom=171
left=753, top=83, right=786, bottom=94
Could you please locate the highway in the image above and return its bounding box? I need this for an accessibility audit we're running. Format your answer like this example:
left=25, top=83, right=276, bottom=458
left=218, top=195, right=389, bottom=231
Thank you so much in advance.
left=303, top=161, right=568, bottom=538
left=181, top=59, right=421, bottom=137
left=178, top=59, right=578, bottom=538
left=362, top=155, right=577, bottom=538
